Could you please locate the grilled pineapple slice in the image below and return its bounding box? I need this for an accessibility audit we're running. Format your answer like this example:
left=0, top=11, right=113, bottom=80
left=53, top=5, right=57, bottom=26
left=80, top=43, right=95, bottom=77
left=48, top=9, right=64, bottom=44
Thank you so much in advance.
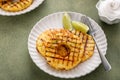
left=0, top=0, right=33, bottom=12
left=36, top=29, right=95, bottom=70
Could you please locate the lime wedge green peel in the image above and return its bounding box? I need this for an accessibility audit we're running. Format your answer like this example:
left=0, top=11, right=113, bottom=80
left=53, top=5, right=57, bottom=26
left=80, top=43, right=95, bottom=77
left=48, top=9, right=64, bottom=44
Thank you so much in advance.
left=72, top=21, right=89, bottom=33
left=62, top=12, right=89, bottom=33
left=62, top=12, right=73, bottom=30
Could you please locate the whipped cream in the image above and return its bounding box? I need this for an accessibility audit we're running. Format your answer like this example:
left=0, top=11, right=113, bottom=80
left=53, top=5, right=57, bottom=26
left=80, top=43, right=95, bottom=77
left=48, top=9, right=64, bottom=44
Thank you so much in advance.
left=99, top=0, right=120, bottom=20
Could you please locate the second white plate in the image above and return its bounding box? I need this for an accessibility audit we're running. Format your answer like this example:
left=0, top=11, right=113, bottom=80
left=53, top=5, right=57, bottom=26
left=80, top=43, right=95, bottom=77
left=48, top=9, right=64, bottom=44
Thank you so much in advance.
left=28, top=12, right=107, bottom=78
left=0, top=0, right=44, bottom=16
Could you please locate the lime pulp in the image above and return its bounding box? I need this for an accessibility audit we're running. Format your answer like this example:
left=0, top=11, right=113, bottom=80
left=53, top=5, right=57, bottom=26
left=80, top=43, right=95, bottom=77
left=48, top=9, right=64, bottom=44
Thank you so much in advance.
left=72, top=21, right=89, bottom=33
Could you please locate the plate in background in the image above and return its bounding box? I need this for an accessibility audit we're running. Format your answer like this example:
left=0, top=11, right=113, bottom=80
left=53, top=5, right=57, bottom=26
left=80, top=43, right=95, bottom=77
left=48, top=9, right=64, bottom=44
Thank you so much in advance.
left=0, top=0, right=44, bottom=16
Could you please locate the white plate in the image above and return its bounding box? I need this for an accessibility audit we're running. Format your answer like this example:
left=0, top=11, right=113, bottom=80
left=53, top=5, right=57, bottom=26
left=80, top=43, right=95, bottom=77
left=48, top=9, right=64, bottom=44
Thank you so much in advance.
left=0, top=0, right=44, bottom=16
left=28, top=12, right=107, bottom=78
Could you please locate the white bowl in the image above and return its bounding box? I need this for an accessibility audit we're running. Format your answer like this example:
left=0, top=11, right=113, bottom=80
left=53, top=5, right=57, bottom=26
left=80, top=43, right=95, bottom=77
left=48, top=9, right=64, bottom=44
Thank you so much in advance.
left=96, top=0, right=120, bottom=24
left=0, top=0, right=44, bottom=16
left=28, top=12, right=107, bottom=78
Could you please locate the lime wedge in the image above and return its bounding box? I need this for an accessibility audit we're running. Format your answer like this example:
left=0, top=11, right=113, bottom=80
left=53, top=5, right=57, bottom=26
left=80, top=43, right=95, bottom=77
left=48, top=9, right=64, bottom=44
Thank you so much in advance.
left=62, top=13, right=72, bottom=30
left=72, top=21, right=89, bottom=33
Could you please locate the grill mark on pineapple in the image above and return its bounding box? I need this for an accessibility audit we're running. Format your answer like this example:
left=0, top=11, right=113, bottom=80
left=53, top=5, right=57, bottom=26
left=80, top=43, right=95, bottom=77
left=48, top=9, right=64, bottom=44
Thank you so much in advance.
left=49, top=30, right=56, bottom=63
left=62, top=36, right=67, bottom=65
left=82, top=35, right=89, bottom=60
left=45, top=56, right=74, bottom=62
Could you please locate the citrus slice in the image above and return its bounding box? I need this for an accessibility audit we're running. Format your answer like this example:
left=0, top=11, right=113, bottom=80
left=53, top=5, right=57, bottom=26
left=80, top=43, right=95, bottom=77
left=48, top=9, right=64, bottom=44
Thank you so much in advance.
left=62, top=13, right=72, bottom=30
left=72, top=21, right=89, bottom=33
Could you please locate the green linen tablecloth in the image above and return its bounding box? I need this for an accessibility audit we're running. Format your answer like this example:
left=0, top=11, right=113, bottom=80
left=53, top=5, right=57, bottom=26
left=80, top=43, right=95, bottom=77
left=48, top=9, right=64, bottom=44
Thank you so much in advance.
left=0, top=0, right=120, bottom=80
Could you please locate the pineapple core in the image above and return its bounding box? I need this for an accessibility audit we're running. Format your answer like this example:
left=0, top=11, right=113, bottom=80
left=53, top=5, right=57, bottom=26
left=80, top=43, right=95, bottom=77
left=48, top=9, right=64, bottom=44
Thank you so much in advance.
left=57, top=44, right=70, bottom=57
